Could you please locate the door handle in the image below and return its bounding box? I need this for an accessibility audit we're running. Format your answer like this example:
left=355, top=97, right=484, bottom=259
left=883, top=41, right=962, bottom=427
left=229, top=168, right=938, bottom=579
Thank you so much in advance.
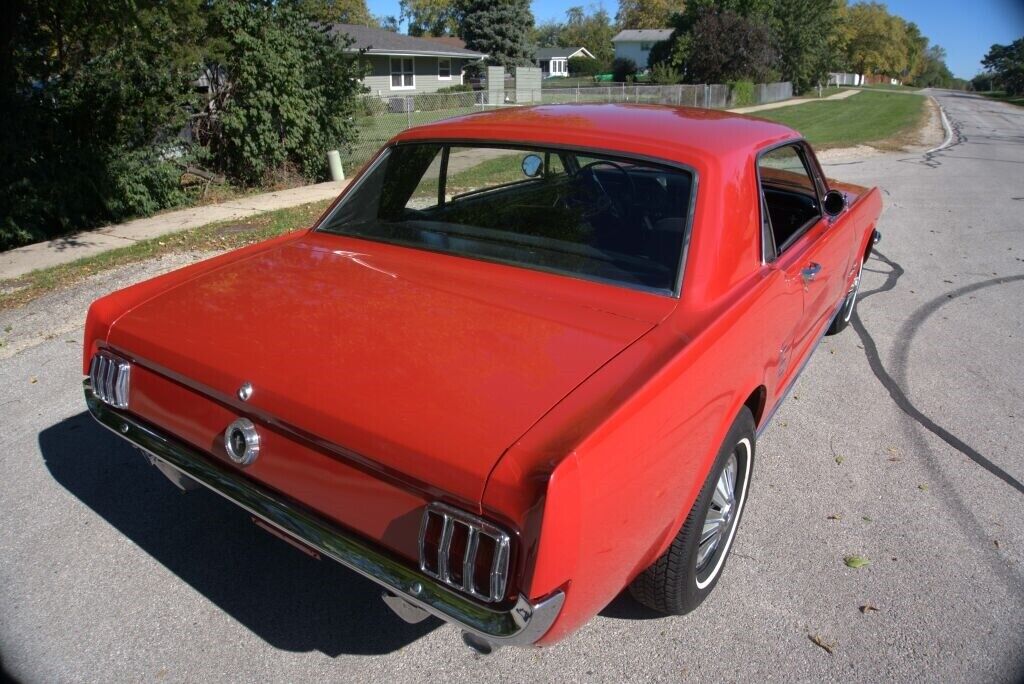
left=801, top=262, right=822, bottom=282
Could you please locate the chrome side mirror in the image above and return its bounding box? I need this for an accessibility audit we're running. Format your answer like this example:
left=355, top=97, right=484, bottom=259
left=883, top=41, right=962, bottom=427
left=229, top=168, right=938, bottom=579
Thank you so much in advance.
left=521, top=154, right=543, bottom=178
left=823, top=189, right=846, bottom=218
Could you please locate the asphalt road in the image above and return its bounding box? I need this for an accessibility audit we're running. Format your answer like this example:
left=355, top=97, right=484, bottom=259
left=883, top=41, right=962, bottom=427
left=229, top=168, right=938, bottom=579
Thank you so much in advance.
left=1, top=90, right=1022, bottom=683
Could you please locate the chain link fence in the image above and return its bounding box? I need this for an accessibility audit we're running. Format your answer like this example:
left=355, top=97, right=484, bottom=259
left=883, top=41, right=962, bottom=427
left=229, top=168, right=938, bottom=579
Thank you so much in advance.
left=341, top=81, right=792, bottom=174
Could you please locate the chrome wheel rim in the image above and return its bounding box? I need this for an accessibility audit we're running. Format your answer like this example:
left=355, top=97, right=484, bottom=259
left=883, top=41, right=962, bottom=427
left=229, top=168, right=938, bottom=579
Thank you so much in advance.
left=697, top=453, right=738, bottom=572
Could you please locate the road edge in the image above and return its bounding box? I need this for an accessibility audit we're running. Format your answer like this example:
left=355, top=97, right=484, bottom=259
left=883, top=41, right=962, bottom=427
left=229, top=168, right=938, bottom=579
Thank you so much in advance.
left=925, top=97, right=954, bottom=154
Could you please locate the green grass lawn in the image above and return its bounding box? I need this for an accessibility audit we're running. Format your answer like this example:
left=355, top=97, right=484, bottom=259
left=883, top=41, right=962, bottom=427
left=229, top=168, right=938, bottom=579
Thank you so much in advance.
left=979, top=90, right=1024, bottom=107
left=754, top=91, right=926, bottom=149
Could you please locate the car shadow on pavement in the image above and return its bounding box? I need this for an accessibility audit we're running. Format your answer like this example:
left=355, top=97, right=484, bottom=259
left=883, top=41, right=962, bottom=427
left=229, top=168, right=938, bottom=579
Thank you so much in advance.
left=39, top=412, right=439, bottom=657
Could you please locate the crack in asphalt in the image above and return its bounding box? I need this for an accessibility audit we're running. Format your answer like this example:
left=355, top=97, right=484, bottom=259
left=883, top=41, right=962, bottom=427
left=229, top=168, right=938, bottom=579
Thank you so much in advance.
left=898, top=104, right=967, bottom=169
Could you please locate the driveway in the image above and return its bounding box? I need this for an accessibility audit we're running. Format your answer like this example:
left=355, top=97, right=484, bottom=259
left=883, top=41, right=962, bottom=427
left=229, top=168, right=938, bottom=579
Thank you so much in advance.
left=0, top=89, right=1021, bottom=682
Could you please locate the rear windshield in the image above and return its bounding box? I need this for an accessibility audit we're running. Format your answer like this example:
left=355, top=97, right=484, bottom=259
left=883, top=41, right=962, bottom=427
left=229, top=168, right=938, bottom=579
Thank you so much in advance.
left=317, top=143, right=695, bottom=294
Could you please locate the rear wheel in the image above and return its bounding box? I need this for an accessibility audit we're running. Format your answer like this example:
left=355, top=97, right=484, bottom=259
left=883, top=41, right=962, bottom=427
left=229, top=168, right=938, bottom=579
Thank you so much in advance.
left=827, top=259, right=863, bottom=335
left=628, top=408, right=755, bottom=615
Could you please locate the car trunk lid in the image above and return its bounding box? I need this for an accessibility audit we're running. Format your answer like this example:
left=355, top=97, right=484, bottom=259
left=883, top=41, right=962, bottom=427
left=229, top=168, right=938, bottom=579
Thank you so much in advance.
left=106, top=233, right=673, bottom=506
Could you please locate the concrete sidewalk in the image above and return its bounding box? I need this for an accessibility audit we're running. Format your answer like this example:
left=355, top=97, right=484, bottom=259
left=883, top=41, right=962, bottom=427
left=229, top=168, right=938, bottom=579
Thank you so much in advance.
left=0, top=180, right=348, bottom=280
left=730, top=87, right=860, bottom=114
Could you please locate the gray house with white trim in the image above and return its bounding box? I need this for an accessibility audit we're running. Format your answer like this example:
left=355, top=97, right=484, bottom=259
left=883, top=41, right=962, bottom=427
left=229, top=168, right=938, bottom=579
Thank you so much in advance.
left=327, top=24, right=486, bottom=96
left=612, top=29, right=673, bottom=69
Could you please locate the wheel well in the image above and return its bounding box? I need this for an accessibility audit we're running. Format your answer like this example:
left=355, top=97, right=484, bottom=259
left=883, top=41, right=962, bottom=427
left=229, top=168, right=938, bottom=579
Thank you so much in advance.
left=743, top=386, right=767, bottom=429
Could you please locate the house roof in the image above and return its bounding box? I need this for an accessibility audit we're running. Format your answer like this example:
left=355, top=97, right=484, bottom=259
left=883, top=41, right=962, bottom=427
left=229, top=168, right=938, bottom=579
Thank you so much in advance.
left=327, top=24, right=485, bottom=58
left=425, top=36, right=468, bottom=50
left=534, top=47, right=594, bottom=60
left=612, top=29, right=674, bottom=43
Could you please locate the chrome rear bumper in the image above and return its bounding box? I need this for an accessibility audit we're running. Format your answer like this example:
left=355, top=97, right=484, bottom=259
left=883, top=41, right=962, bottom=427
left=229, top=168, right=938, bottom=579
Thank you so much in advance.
left=84, top=381, right=563, bottom=648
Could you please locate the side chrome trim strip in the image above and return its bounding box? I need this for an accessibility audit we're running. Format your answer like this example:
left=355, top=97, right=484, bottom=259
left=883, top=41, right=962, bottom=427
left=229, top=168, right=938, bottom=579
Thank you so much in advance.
left=83, top=382, right=564, bottom=647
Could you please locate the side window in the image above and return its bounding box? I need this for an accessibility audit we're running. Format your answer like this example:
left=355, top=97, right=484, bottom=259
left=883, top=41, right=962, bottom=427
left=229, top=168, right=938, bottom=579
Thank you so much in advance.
left=405, top=147, right=444, bottom=211
left=759, top=144, right=821, bottom=259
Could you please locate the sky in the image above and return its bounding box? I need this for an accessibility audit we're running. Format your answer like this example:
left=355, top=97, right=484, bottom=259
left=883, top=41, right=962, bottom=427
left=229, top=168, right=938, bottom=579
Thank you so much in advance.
left=365, top=0, right=1024, bottom=79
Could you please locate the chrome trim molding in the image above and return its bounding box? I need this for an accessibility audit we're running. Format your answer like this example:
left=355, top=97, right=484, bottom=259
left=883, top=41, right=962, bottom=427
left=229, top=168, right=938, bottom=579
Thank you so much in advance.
left=418, top=502, right=511, bottom=603
left=83, top=381, right=563, bottom=647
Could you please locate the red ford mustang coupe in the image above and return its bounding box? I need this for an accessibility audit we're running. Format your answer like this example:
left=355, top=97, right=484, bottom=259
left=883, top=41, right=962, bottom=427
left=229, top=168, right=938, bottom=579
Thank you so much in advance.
left=83, top=104, right=881, bottom=651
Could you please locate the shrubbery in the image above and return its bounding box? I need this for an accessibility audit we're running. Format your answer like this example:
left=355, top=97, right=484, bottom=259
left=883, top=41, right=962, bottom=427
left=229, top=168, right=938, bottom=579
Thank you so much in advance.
left=568, top=56, right=603, bottom=77
left=0, top=0, right=365, bottom=251
left=650, top=63, right=680, bottom=85
left=612, top=58, right=638, bottom=82
left=729, top=80, right=756, bottom=107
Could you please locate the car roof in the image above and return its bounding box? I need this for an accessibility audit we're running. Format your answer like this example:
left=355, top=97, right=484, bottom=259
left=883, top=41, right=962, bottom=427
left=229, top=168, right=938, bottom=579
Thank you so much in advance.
left=393, top=104, right=801, bottom=166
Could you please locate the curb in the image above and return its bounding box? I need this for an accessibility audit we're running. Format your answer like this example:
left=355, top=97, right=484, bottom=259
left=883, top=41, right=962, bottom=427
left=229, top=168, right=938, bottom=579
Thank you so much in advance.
left=925, top=98, right=954, bottom=154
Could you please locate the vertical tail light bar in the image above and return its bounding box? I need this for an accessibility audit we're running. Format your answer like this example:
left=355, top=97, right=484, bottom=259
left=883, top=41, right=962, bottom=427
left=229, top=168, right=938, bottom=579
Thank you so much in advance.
left=88, top=351, right=131, bottom=409
left=419, top=503, right=511, bottom=603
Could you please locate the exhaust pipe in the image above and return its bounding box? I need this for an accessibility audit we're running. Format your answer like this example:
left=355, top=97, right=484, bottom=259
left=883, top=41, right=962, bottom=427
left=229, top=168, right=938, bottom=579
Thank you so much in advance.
left=462, top=631, right=497, bottom=655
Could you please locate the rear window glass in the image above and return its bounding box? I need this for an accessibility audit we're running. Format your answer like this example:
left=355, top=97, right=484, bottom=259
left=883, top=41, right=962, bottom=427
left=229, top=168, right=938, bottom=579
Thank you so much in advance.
left=318, top=143, right=695, bottom=294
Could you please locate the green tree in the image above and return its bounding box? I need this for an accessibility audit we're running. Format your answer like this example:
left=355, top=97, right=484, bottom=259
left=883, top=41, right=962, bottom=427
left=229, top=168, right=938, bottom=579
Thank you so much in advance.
left=201, top=1, right=366, bottom=185
left=298, top=0, right=375, bottom=25
left=560, top=6, right=615, bottom=67
left=982, top=38, right=1024, bottom=95
left=532, top=20, right=565, bottom=48
left=683, top=6, right=776, bottom=82
left=615, top=0, right=685, bottom=29
left=400, top=0, right=461, bottom=36
left=1, top=0, right=204, bottom=250
left=771, top=0, right=842, bottom=93
left=841, top=2, right=908, bottom=76
left=462, top=0, right=534, bottom=66
left=900, top=21, right=929, bottom=82
left=647, top=0, right=774, bottom=73
left=914, top=44, right=954, bottom=88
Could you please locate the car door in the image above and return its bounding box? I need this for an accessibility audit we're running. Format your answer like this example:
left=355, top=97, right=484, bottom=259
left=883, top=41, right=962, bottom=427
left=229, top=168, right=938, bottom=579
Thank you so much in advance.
left=758, top=143, right=846, bottom=386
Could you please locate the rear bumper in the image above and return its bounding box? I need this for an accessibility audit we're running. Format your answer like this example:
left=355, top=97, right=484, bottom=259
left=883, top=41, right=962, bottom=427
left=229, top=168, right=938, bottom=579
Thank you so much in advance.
left=84, top=381, right=563, bottom=648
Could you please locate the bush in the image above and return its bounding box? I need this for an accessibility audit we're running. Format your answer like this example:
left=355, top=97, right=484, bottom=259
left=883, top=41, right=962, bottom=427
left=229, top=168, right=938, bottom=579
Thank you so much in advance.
left=612, top=57, right=638, bottom=82
left=729, top=80, right=755, bottom=107
left=201, top=3, right=365, bottom=186
left=437, top=84, right=473, bottom=93
left=568, top=56, right=602, bottom=77
left=650, top=62, right=680, bottom=85
left=0, top=5, right=198, bottom=251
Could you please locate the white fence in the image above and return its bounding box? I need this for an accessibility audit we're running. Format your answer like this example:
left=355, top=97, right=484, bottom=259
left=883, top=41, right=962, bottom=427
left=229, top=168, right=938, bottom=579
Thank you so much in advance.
left=828, top=72, right=864, bottom=86
left=342, top=81, right=794, bottom=172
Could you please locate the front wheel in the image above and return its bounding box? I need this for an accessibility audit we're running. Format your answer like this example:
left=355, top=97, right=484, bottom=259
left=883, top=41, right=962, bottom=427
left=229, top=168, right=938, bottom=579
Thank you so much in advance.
left=827, top=259, right=864, bottom=335
left=628, top=408, right=755, bottom=615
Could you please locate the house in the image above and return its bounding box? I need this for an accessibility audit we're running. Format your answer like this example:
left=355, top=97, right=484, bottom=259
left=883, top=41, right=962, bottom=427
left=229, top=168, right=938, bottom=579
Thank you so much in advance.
left=534, top=47, right=596, bottom=78
left=327, top=24, right=485, bottom=96
left=612, top=29, right=673, bottom=69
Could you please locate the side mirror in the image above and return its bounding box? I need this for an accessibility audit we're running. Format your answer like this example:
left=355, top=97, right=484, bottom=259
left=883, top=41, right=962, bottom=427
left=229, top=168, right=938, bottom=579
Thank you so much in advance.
left=823, top=189, right=846, bottom=217
left=521, top=154, right=543, bottom=178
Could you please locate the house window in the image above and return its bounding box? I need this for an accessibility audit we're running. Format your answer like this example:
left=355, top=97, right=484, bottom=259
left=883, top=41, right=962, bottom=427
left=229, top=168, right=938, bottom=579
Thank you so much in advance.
left=390, top=57, right=414, bottom=90
left=640, top=42, right=655, bottom=51
left=438, top=57, right=452, bottom=80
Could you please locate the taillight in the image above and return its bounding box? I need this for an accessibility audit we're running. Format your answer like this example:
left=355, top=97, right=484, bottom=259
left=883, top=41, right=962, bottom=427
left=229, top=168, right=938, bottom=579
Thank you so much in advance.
left=88, top=351, right=131, bottom=409
left=419, top=503, right=511, bottom=603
